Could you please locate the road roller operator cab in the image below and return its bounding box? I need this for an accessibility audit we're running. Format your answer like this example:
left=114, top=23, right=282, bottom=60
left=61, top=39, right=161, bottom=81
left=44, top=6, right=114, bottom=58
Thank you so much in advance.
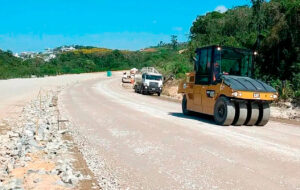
left=178, top=46, right=278, bottom=126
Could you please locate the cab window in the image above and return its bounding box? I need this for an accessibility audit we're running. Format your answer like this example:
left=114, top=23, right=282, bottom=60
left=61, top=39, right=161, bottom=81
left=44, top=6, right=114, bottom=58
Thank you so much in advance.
left=195, top=48, right=212, bottom=85
left=213, top=48, right=221, bottom=82
left=220, top=48, right=253, bottom=77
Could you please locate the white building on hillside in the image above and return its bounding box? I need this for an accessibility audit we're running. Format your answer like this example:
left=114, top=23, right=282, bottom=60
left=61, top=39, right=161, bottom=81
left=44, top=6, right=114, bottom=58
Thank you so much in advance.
left=44, top=54, right=56, bottom=62
left=61, top=46, right=75, bottom=52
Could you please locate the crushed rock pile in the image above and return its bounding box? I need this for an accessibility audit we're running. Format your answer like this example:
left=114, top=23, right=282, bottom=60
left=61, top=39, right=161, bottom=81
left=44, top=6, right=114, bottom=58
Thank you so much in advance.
left=0, top=90, right=90, bottom=190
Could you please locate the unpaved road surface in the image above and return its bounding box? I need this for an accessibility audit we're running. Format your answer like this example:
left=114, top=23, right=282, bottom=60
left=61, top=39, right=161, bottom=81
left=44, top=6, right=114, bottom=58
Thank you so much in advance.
left=0, top=73, right=101, bottom=120
left=60, top=72, right=300, bottom=190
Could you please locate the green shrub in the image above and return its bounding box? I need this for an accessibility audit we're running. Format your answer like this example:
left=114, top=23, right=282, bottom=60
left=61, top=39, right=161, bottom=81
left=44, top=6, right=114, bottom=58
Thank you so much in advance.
left=292, top=73, right=300, bottom=92
left=294, top=90, right=300, bottom=100
left=271, top=79, right=295, bottom=100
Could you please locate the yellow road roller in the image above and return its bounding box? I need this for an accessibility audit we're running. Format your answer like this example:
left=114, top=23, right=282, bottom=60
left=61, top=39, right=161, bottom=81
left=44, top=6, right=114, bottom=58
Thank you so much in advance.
left=178, top=46, right=278, bottom=126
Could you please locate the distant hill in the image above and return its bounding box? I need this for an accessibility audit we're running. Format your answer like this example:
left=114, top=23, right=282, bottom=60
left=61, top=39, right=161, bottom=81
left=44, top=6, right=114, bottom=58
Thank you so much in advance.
left=0, top=42, right=191, bottom=79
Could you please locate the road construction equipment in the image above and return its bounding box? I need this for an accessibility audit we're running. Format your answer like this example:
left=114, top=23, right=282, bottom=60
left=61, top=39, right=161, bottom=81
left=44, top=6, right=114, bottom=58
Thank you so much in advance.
left=122, top=68, right=139, bottom=83
left=134, top=67, right=163, bottom=96
left=130, top=68, right=138, bottom=75
left=178, top=46, right=278, bottom=126
left=122, top=72, right=132, bottom=83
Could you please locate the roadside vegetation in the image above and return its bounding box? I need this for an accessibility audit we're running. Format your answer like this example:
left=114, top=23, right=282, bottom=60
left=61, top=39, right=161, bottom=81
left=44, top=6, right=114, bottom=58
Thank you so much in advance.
left=0, top=0, right=299, bottom=101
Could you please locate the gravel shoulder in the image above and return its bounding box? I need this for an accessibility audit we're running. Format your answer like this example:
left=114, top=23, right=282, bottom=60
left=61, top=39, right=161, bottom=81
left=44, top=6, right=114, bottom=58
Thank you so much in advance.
left=0, top=89, right=96, bottom=189
left=0, top=73, right=104, bottom=190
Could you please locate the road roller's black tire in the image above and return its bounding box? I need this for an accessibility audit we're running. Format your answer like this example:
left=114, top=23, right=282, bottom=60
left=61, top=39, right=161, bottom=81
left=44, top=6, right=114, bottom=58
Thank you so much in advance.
left=244, top=102, right=260, bottom=126
left=232, top=102, right=248, bottom=126
left=256, top=102, right=270, bottom=126
left=182, top=95, right=191, bottom=115
left=214, top=97, right=236, bottom=126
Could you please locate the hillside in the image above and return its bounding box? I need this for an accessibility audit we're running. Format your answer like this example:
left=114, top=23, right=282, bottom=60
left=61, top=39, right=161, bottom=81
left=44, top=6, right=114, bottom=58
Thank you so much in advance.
left=0, top=44, right=190, bottom=80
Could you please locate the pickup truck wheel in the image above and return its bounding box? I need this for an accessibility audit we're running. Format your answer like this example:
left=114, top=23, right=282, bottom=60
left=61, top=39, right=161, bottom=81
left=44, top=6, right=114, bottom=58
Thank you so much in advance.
left=157, top=92, right=161, bottom=96
left=182, top=95, right=191, bottom=115
left=214, top=97, right=235, bottom=126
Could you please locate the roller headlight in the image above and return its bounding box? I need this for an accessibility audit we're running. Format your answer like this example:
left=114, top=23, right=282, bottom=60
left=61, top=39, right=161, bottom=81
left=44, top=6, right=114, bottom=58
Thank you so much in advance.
left=232, top=91, right=242, bottom=97
left=271, top=94, right=278, bottom=99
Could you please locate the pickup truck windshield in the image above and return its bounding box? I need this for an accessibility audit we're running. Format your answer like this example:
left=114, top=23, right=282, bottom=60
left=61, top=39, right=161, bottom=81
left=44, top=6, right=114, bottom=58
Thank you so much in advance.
left=146, top=75, right=162, bottom=81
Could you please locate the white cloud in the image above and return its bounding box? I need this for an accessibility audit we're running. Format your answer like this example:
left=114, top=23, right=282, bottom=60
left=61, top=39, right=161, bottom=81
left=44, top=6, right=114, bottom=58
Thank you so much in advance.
left=172, top=27, right=183, bottom=32
left=214, top=5, right=228, bottom=13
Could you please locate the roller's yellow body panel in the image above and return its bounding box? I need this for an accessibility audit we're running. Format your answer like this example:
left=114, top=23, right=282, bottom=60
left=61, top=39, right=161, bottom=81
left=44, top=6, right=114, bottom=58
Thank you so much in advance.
left=178, top=72, right=278, bottom=116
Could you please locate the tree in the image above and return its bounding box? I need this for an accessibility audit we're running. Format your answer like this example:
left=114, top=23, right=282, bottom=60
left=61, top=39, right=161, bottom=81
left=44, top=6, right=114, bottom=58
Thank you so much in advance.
left=251, top=0, right=265, bottom=49
left=158, top=41, right=164, bottom=47
left=171, top=35, right=178, bottom=50
left=6, top=50, right=13, bottom=55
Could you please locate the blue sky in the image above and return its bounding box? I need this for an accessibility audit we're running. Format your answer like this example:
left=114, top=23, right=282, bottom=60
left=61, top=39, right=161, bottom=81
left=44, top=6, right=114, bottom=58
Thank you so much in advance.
left=0, top=0, right=250, bottom=53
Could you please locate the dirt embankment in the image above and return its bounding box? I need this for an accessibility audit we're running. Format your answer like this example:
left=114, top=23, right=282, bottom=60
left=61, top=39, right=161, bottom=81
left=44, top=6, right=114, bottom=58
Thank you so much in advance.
left=161, top=80, right=182, bottom=101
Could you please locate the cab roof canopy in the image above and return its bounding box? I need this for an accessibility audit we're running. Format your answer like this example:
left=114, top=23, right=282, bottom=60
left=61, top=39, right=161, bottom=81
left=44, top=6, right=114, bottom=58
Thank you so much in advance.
left=195, top=45, right=253, bottom=54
